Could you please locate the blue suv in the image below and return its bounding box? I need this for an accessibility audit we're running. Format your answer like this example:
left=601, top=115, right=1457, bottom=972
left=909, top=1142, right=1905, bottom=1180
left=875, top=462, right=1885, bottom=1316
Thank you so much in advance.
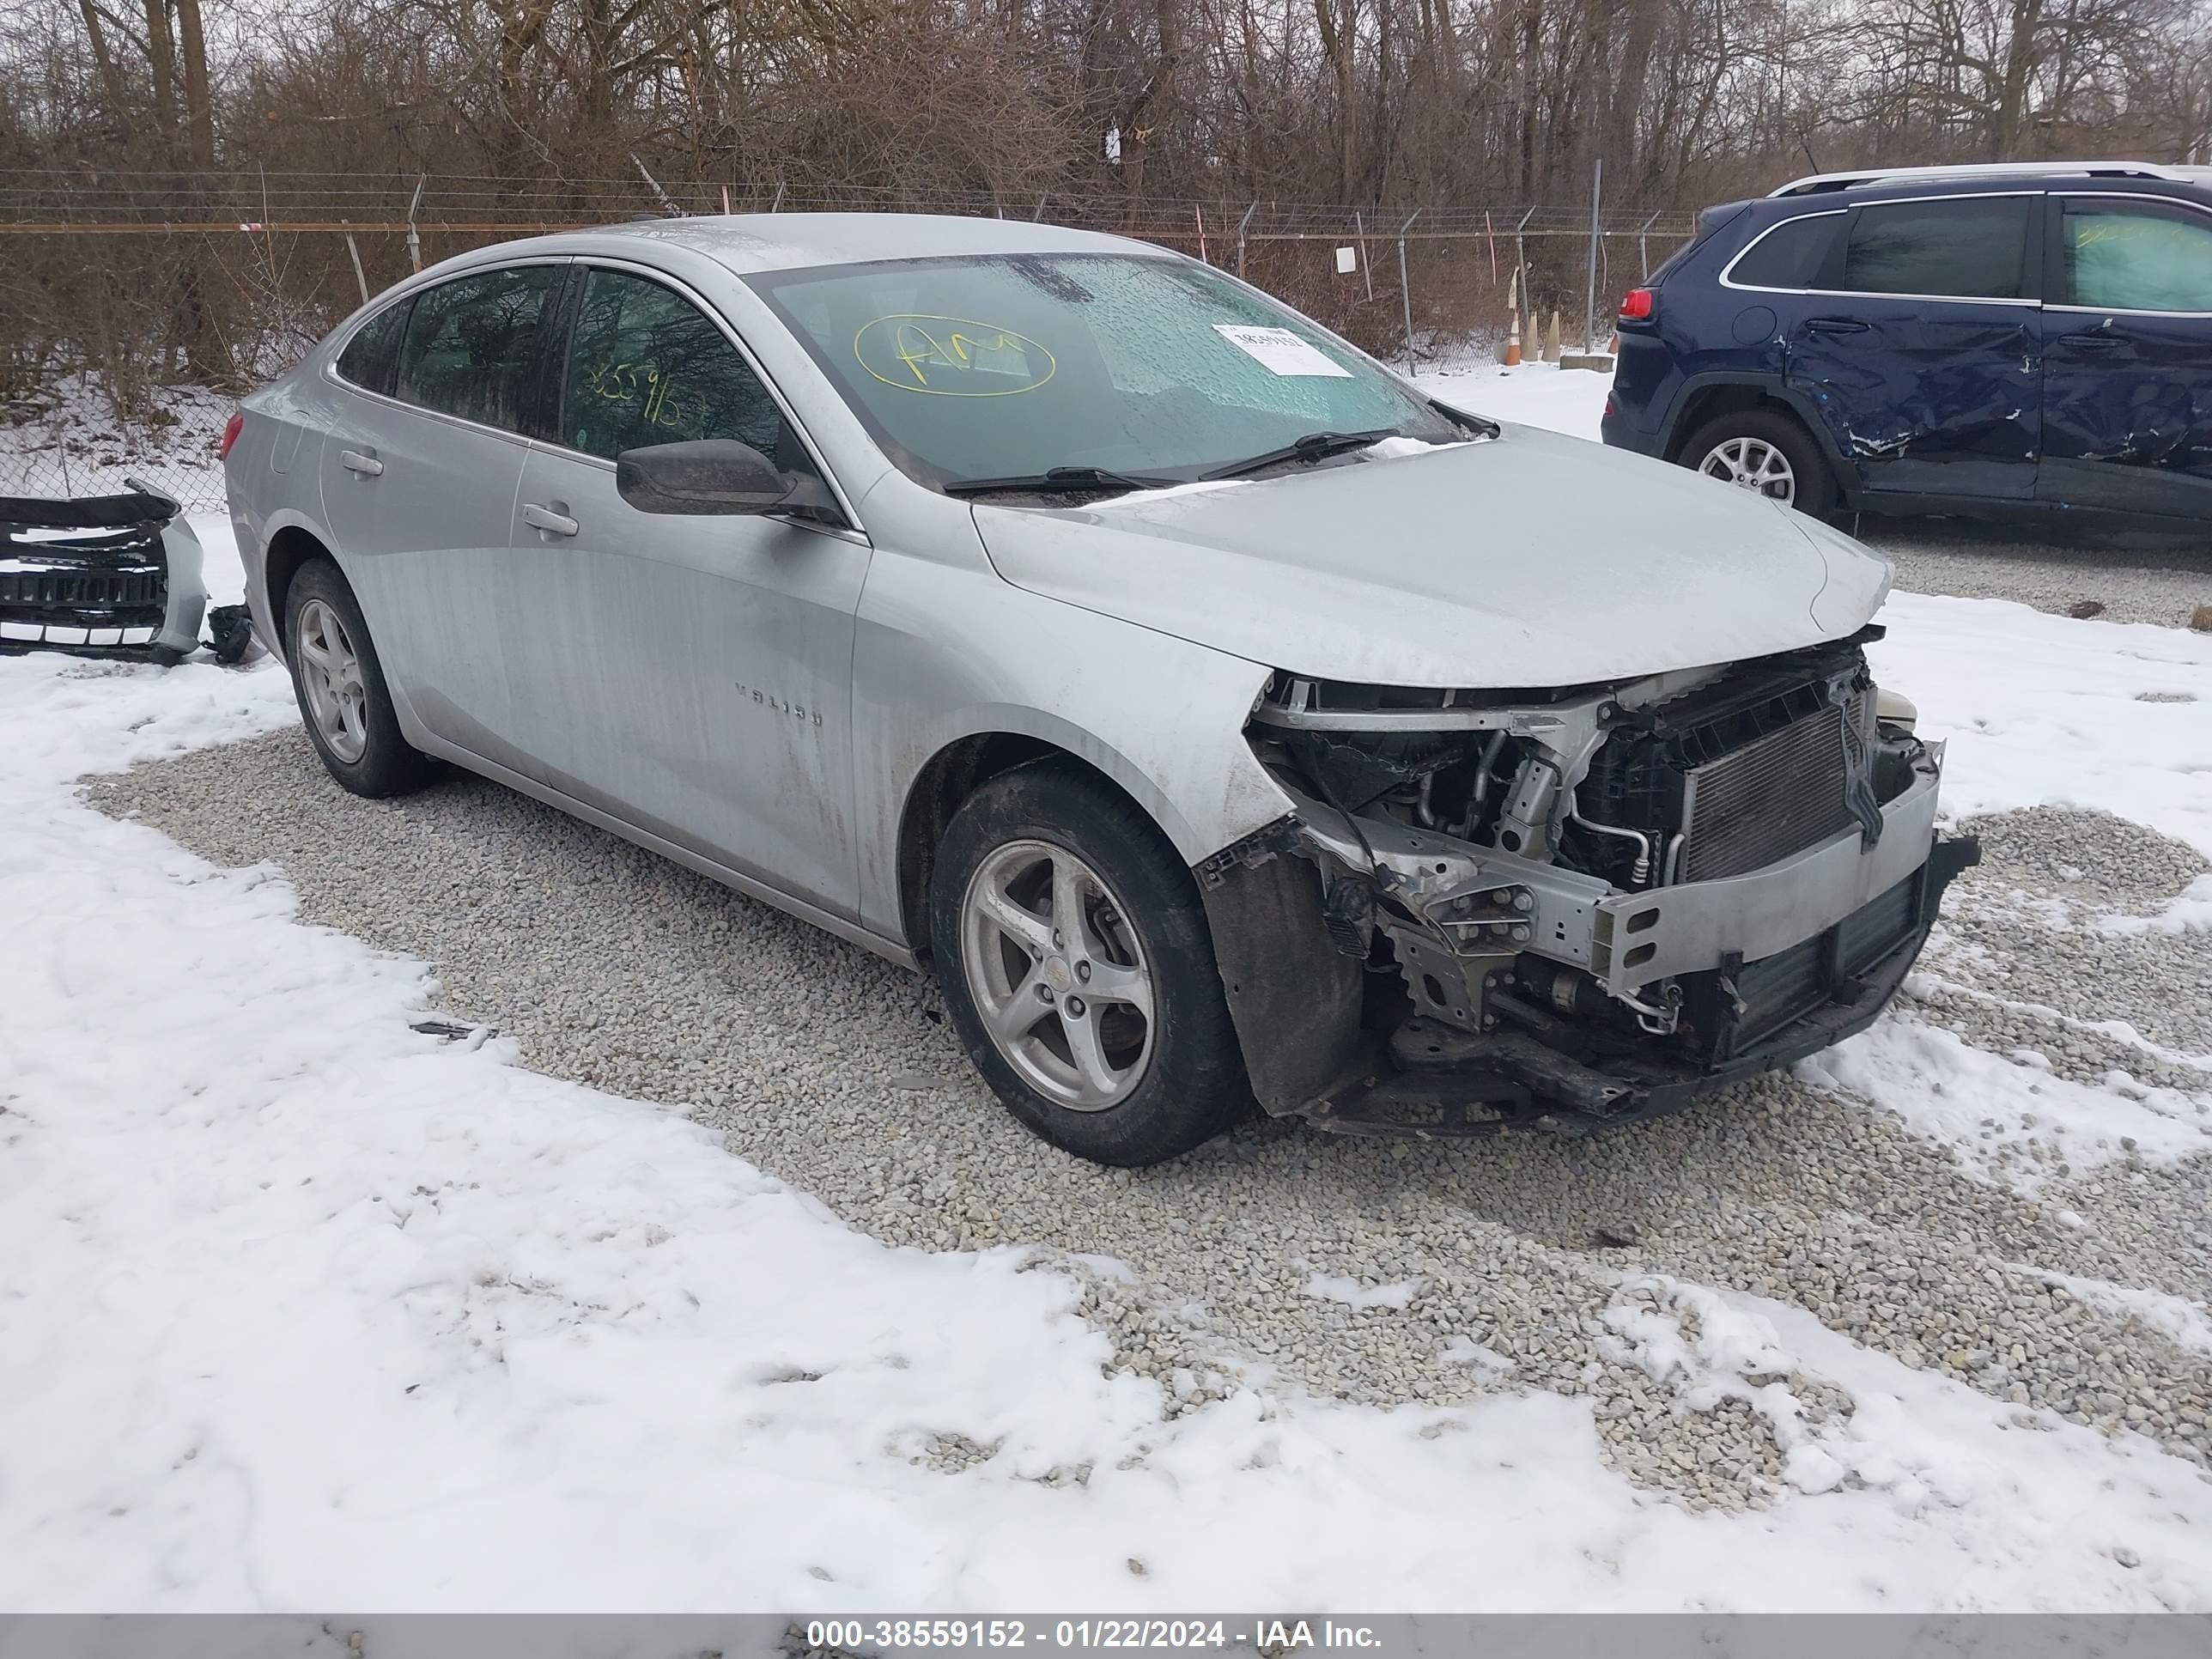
left=1601, top=161, right=2212, bottom=528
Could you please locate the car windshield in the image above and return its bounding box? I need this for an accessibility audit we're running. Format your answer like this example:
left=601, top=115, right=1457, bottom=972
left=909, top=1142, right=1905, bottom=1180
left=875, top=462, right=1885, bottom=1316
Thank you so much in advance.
left=747, top=252, right=1466, bottom=490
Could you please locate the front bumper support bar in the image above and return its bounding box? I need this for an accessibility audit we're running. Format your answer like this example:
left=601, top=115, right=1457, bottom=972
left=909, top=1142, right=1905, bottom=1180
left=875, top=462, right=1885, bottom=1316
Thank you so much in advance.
left=1307, top=830, right=1980, bottom=1138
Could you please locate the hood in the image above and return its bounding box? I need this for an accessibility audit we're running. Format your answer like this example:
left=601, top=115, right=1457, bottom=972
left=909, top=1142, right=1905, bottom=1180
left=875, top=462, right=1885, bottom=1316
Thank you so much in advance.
left=970, top=422, right=1892, bottom=690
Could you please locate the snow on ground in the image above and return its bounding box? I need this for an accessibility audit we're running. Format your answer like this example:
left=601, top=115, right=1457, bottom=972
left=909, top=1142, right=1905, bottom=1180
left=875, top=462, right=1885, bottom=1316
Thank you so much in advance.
left=4, top=386, right=2212, bottom=1616
left=1417, top=359, right=1612, bottom=442
left=1796, top=1016, right=2209, bottom=1183
left=0, top=374, right=231, bottom=512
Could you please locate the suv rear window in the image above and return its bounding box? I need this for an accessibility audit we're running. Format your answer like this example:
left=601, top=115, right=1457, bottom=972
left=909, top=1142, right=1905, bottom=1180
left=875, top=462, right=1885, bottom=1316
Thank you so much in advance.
left=1843, top=197, right=2031, bottom=300
left=2063, top=199, right=2212, bottom=313
left=1729, top=214, right=1843, bottom=289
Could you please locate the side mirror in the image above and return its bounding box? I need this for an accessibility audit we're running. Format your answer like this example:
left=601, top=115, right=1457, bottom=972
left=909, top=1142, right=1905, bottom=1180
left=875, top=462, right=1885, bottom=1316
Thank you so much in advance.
left=615, top=439, right=835, bottom=517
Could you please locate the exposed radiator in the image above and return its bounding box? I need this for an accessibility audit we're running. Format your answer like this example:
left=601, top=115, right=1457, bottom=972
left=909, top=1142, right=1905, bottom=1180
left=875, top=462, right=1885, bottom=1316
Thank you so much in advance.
left=1678, top=693, right=1867, bottom=882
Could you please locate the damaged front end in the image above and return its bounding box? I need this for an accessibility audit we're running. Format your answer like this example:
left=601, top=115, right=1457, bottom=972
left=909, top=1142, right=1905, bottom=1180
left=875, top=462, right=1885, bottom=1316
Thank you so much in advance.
left=0, top=482, right=206, bottom=661
left=1200, top=628, right=1979, bottom=1137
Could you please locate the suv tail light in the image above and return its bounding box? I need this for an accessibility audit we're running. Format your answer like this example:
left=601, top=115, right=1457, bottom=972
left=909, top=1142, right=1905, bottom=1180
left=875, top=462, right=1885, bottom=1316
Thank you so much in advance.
left=1619, top=287, right=1656, bottom=322
left=218, top=410, right=245, bottom=461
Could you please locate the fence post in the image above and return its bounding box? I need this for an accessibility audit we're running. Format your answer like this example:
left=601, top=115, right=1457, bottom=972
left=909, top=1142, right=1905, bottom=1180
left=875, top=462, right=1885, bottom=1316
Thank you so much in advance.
left=1583, top=157, right=1602, bottom=355
left=1355, top=210, right=1374, bottom=302
left=1513, top=204, right=1535, bottom=343
left=404, top=174, right=424, bottom=273
left=1397, top=210, right=1421, bottom=374
left=1638, top=210, right=1660, bottom=280
left=1235, top=203, right=1256, bottom=277
left=342, top=222, right=370, bottom=306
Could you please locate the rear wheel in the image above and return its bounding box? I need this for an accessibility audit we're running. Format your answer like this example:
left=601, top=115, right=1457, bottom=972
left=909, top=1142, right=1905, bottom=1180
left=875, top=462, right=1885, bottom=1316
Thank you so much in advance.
left=283, top=558, right=436, bottom=797
left=1679, top=408, right=1837, bottom=516
left=930, top=761, right=1250, bottom=1166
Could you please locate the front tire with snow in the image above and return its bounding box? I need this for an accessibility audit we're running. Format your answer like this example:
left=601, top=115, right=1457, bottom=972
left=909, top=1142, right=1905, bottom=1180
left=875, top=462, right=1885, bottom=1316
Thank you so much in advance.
left=930, top=761, right=1251, bottom=1166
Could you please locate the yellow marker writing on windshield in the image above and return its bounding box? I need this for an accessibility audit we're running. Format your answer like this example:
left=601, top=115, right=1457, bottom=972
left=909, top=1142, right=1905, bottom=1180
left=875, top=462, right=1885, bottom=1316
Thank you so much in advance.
left=855, top=314, right=1055, bottom=396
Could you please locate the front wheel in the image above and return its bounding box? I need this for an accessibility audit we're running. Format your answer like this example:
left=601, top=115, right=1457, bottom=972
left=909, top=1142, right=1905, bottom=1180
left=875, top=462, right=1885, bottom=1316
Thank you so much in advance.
left=929, top=761, right=1251, bottom=1166
left=1678, top=408, right=1838, bottom=516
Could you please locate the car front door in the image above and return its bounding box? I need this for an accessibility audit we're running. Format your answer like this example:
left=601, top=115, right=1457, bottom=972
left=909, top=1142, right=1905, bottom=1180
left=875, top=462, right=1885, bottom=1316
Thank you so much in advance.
left=501, top=263, right=872, bottom=920
left=319, top=260, right=563, bottom=771
left=1782, top=193, right=2042, bottom=501
left=2039, top=191, right=2212, bottom=520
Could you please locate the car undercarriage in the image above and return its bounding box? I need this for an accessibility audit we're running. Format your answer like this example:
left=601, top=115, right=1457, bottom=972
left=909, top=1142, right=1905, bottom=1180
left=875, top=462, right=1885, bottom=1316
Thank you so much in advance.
left=1201, top=627, right=1981, bottom=1137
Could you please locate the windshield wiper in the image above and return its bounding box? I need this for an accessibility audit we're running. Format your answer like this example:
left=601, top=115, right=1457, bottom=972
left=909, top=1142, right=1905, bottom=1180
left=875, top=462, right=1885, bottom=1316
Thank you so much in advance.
left=1201, top=428, right=1401, bottom=482
left=944, top=465, right=1178, bottom=497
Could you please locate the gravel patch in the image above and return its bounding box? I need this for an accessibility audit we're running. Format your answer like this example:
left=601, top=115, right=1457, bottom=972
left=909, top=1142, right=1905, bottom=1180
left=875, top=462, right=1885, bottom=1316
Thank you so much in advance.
left=84, top=730, right=2212, bottom=1510
left=1862, top=520, right=2212, bottom=628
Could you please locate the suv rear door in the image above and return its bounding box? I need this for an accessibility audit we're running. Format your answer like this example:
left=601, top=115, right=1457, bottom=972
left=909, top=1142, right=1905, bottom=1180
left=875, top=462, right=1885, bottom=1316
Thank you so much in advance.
left=1779, top=192, right=2042, bottom=501
left=2039, top=191, right=2212, bottom=520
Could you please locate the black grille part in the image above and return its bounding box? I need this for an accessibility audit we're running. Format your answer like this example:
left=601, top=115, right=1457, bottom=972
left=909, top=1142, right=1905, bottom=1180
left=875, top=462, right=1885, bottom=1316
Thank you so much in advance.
left=0, top=525, right=170, bottom=640
left=0, top=566, right=166, bottom=611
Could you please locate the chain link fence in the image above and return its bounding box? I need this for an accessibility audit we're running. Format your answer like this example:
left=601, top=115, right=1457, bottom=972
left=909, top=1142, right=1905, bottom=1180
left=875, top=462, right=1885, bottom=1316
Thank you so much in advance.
left=3, top=169, right=1695, bottom=513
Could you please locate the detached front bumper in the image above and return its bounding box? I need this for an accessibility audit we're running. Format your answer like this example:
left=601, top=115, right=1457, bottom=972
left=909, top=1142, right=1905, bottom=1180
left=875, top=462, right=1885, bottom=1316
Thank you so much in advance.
left=0, top=492, right=205, bottom=659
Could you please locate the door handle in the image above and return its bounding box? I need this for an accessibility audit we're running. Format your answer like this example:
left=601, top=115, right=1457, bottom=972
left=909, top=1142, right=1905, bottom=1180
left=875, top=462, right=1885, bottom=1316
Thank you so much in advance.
left=2059, top=331, right=2123, bottom=349
left=338, top=449, right=384, bottom=476
left=521, top=501, right=580, bottom=537
left=1804, top=318, right=1870, bottom=335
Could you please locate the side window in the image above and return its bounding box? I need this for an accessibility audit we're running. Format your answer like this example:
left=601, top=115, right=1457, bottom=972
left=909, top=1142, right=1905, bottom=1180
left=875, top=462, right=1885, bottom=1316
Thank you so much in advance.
left=392, top=264, right=557, bottom=433
left=560, top=269, right=786, bottom=463
left=2063, top=201, right=2212, bottom=313
left=335, top=299, right=410, bottom=395
left=1842, top=198, right=2031, bottom=300
left=1729, top=215, right=1844, bottom=289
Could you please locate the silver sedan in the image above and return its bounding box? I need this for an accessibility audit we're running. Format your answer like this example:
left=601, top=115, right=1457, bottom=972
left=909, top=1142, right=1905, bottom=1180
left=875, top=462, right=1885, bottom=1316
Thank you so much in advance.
left=224, top=213, right=1974, bottom=1164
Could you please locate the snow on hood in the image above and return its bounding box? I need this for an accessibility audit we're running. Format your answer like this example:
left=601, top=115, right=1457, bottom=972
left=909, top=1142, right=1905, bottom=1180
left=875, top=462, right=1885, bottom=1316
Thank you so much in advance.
left=972, top=422, right=1893, bottom=689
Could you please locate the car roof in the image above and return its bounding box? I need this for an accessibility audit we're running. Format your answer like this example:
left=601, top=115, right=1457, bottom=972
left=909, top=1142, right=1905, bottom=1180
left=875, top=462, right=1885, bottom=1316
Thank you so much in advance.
left=1768, top=160, right=2212, bottom=198
left=438, top=212, right=1160, bottom=277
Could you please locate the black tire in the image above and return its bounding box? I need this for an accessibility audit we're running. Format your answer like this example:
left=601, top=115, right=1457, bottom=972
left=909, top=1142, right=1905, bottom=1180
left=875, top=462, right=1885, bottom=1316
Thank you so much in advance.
left=283, top=556, right=437, bottom=798
left=929, top=760, right=1251, bottom=1166
left=1676, top=407, right=1838, bottom=517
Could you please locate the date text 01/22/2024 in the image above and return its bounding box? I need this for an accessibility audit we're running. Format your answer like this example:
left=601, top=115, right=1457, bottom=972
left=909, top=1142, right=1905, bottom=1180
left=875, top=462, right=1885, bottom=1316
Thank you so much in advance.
left=801, top=1620, right=1385, bottom=1651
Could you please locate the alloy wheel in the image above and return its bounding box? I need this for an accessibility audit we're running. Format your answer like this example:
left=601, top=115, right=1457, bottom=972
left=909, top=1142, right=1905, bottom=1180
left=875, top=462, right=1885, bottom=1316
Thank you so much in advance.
left=960, top=839, right=1157, bottom=1111
left=295, top=596, right=369, bottom=763
left=1698, top=434, right=1798, bottom=503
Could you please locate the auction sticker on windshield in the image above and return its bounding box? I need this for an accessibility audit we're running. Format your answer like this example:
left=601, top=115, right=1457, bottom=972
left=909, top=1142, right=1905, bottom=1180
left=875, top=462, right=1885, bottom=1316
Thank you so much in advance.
left=1212, top=324, right=1352, bottom=377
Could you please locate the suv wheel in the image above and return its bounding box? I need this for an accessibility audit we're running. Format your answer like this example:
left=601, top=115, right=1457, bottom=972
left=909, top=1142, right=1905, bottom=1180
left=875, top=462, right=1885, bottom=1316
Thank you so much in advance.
left=1679, top=409, right=1836, bottom=515
left=930, top=760, right=1250, bottom=1166
left=284, top=558, right=437, bottom=797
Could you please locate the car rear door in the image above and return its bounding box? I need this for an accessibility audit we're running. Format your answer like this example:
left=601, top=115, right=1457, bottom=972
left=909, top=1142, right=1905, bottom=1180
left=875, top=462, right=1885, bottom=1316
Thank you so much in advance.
left=1781, top=192, right=2042, bottom=501
left=319, top=259, right=564, bottom=770
left=2039, top=191, right=2212, bottom=520
left=500, top=261, right=872, bottom=920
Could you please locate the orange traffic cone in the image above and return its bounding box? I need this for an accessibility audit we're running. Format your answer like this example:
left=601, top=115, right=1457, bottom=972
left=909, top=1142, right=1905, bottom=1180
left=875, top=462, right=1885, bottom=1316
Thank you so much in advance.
left=1504, top=310, right=1523, bottom=367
